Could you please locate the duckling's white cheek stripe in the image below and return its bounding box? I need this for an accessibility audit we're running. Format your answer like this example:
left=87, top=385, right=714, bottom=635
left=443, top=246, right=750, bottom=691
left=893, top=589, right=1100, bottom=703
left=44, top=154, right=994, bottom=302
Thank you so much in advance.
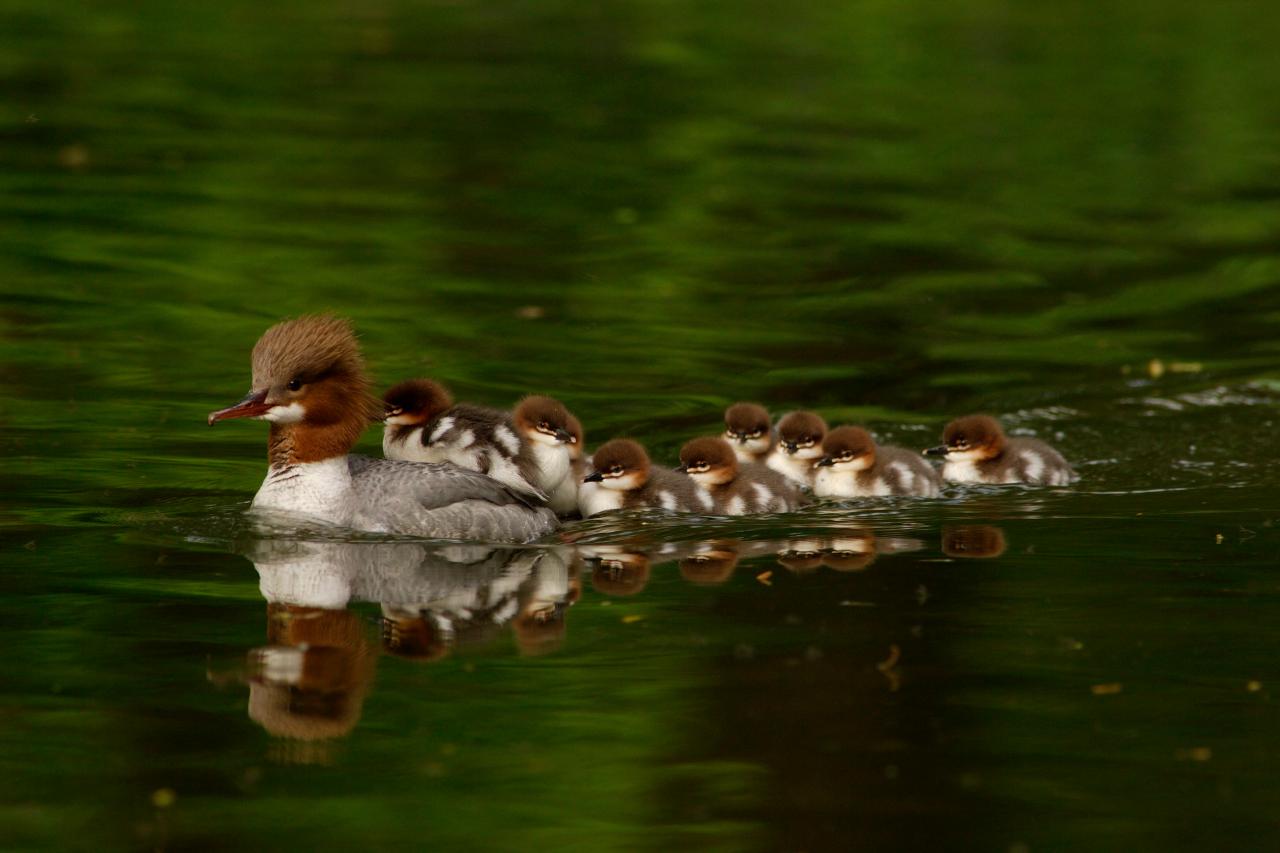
left=945, top=449, right=985, bottom=463
left=262, top=403, right=305, bottom=423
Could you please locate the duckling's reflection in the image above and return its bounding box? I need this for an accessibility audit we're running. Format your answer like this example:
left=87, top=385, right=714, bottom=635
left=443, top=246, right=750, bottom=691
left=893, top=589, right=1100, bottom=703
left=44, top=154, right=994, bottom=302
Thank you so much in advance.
left=941, top=525, right=1007, bottom=559
left=580, top=545, right=653, bottom=596
left=679, top=541, right=741, bottom=586
left=775, top=526, right=925, bottom=574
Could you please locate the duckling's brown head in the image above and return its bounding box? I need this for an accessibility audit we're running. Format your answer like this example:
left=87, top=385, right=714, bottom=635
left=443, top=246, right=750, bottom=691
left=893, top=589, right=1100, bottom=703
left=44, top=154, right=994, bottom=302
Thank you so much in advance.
left=818, top=426, right=878, bottom=472
left=677, top=436, right=739, bottom=487
left=584, top=439, right=651, bottom=491
left=514, top=395, right=578, bottom=447
left=382, top=379, right=453, bottom=426
left=776, top=411, right=828, bottom=460
left=926, top=414, right=1006, bottom=461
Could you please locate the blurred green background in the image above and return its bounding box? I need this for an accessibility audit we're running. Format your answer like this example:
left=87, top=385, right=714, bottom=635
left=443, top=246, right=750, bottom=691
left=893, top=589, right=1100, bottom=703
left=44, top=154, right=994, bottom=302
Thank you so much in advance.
left=4, top=0, right=1280, bottom=849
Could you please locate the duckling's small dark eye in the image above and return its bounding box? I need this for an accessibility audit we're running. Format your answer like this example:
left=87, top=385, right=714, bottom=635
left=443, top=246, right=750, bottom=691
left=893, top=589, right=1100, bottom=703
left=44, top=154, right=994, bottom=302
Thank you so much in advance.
left=610, top=465, right=623, bottom=475
left=539, top=420, right=550, bottom=430
left=287, top=377, right=302, bottom=392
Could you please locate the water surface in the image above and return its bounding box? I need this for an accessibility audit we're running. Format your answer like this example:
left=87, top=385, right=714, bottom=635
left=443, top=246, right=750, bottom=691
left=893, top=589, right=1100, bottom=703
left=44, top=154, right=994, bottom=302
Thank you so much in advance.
left=4, top=0, right=1280, bottom=849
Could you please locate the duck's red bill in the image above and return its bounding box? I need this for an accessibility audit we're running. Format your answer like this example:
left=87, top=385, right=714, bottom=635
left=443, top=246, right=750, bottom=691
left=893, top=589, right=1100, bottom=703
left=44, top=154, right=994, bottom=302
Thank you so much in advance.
left=208, top=389, right=271, bottom=425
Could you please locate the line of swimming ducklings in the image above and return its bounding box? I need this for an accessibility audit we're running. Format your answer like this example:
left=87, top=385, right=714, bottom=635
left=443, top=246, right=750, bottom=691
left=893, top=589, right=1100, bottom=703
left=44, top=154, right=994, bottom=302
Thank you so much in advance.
left=380, top=380, right=1078, bottom=520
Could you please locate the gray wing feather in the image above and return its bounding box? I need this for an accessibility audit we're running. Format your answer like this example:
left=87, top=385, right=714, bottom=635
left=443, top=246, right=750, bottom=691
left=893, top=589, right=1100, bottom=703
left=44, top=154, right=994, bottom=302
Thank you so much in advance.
left=348, top=455, right=557, bottom=542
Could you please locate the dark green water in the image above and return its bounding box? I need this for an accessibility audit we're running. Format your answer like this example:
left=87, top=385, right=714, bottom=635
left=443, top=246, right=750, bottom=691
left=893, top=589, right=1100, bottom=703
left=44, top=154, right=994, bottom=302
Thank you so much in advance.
left=5, top=0, right=1280, bottom=849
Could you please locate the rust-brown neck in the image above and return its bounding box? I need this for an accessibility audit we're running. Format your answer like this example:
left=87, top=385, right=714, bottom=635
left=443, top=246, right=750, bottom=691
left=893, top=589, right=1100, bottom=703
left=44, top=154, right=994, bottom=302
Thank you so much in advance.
left=268, top=417, right=367, bottom=466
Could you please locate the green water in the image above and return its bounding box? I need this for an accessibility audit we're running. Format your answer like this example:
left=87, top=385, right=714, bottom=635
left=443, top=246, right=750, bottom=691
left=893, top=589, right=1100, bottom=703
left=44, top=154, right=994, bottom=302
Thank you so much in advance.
left=5, top=0, right=1280, bottom=849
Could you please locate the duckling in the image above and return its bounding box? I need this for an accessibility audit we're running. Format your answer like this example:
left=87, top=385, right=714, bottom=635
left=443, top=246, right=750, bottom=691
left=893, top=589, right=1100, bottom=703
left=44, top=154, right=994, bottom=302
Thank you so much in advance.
left=579, top=439, right=708, bottom=516
left=512, top=395, right=582, bottom=516
left=814, top=426, right=942, bottom=498
left=723, top=402, right=775, bottom=465
left=382, top=379, right=546, bottom=502
left=678, top=436, right=802, bottom=515
left=765, top=411, right=828, bottom=488
left=924, top=414, right=1076, bottom=486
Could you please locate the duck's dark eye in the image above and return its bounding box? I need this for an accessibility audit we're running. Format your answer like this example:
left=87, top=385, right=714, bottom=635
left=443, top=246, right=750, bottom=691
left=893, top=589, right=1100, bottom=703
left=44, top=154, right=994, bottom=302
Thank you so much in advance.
left=539, top=420, right=550, bottom=430
left=287, top=378, right=302, bottom=392
left=610, top=465, right=623, bottom=475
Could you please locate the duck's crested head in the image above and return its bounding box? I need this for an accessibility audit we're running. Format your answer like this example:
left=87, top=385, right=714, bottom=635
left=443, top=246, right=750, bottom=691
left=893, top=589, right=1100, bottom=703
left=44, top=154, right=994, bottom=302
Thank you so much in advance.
left=724, top=402, right=771, bottom=442
left=677, top=436, right=738, bottom=486
left=208, top=315, right=380, bottom=463
left=584, top=439, right=650, bottom=491
left=513, top=395, right=577, bottom=446
left=926, top=414, right=1005, bottom=461
left=251, top=315, right=367, bottom=400
left=776, top=411, right=828, bottom=459
left=818, top=426, right=877, bottom=471
left=382, top=379, right=453, bottom=426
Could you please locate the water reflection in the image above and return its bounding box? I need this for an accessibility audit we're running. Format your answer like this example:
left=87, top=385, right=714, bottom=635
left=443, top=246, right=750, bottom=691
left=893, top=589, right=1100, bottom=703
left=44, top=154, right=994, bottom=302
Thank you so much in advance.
left=235, top=521, right=1002, bottom=750
left=941, top=525, right=1008, bottom=559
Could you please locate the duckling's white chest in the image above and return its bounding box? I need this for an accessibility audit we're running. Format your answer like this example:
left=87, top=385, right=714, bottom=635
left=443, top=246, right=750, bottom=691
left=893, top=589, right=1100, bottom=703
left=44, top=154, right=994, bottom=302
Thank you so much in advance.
left=578, top=481, right=625, bottom=516
left=942, top=459, right=991, bottom=484
left=766, top=450, right=814, bottom=487
left=530, top=441, right=572, bottom=488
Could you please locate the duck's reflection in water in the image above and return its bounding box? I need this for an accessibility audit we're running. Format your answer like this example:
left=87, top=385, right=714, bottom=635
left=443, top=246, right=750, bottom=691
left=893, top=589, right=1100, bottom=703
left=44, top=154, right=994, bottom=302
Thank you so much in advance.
left=243, top=540, right=575, bottom=751
left=941, top=525, right=1008, bottom=559
left=238, top=520, right=977, bottom=749
left=248, top=604, right=377, bottom=755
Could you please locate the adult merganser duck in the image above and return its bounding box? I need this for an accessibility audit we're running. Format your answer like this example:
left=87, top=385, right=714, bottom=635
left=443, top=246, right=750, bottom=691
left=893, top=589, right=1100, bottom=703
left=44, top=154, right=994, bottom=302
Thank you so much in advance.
left=512, top=395, right=583, bottom=517
left=722, top=402, right=775, bottom=465
left=814, top=426, right=942, bottom=498
left=765, top=410, right=828, bottom=488
left=677, top=436, right=802, bottom=514
left=208, top=315, right=557, bottom=542
left=578, top=438, right=709, bottom=516
left=381, top=378, right=547, bottom=503
left=924, top=414, right=1076, bottom=486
